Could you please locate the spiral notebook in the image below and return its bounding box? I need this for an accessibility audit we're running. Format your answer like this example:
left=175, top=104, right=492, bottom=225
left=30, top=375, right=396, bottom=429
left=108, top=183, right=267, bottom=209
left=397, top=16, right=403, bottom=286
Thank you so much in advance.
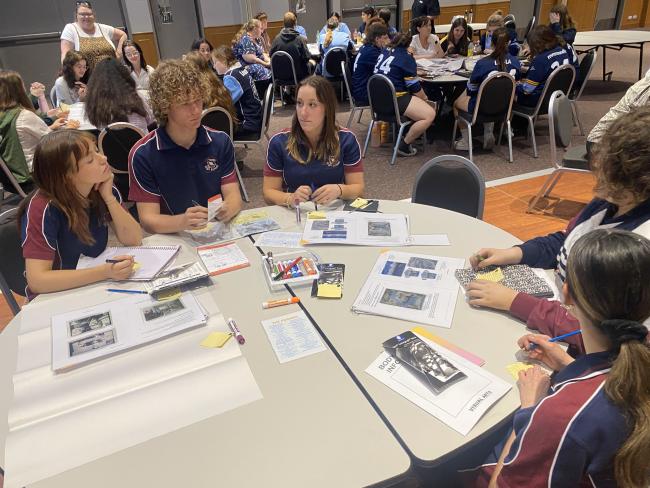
left=76, top=245, right=181, bottom=281
left=455, top=265, right=554, bottom=298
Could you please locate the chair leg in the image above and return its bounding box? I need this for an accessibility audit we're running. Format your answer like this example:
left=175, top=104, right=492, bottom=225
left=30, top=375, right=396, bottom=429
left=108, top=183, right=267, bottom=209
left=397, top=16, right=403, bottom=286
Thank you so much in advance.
left=347, top=108, right=355, bottom=128
left=528, top=117, right=538, bottom=158
left=544, top=169, right=565, bottom=197
left=468, top=124, right=474, bottom=161
left=451, top=118, right=458, bottom=148
left=271, top=84, right=276, bottom=115
left=571, top=100, right=584, bottom=136
left=362, top=120, right=374, bottom=158
left=507, top=120, right=513, bottom=163
left=497, top=122, right=504, bottom=146
left=391, top=124, right=407, bottom=166
left=234, top=164, right=250, bottom=202
left=527, top=170, right=559, bottom=212
left=357, top=108, right=364, bottom=123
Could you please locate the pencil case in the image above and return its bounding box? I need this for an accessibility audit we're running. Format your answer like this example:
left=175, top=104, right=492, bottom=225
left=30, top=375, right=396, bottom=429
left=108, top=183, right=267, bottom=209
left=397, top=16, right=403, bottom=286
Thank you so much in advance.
left=262, top=250, right=320, bottom=291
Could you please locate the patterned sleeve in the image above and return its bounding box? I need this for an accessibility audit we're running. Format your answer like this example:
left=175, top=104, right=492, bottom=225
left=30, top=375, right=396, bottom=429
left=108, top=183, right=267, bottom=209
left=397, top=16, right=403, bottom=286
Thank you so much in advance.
left=128, top=136, right=161, bottom=204
left=241, top=36, right=257, bottom=55
left=21, top=197, right=58, bottom=262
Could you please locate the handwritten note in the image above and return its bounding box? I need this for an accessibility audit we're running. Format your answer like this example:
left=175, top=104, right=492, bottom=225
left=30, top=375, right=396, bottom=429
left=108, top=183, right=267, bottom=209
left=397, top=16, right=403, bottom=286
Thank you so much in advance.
left=254, top=231, right=303, bottom=249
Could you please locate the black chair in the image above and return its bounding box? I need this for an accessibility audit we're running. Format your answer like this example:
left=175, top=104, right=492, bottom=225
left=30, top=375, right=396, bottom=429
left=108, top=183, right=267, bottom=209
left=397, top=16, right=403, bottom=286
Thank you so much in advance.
left=0, top=156, right=32, bottom=199
left=322, top=47, right=348, bottom=98
left=233, top=84, right=274, bottom=151
left=270, top=51, right=299, bottom=110
left=97, top=122, right=146, bottom=200
left=452, top=72, right=516, bottom=162
left=50, top=85, right=58, bottom=108
left=341, top=60, right=369, bottom=128
left=512, top=64, right=575, bottom=158
left=519, top=15, right=535, bottom=43
left=528, top=91, right=590, bottom=212
left=412, top=155, right=486, bottom=219
left=200, top=107, right=250, bottom=202
left=0, top=207, right=26, bottom=315
left=363, top=74, right=413, bottom=166
left=569, top=50, right=597, bottom=135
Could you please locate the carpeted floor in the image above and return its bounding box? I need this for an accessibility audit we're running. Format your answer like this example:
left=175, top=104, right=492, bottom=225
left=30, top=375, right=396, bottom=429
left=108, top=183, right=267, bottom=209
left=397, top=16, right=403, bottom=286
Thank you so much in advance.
left=237, top=44, right=649, bottom=209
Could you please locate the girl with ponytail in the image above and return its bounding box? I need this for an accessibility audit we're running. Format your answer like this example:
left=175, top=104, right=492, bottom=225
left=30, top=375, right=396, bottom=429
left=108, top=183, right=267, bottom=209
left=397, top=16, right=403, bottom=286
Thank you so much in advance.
left=316, top=18, right=353, bottom=78
left=466, top=229, right=650, bottom=487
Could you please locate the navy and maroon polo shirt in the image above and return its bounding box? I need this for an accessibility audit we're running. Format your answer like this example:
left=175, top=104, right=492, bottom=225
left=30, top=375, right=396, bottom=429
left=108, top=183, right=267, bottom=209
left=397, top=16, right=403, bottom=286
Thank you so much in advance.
left=264, top=129, right=362, bottom=193
left=128, top=126, right=237, bottom=214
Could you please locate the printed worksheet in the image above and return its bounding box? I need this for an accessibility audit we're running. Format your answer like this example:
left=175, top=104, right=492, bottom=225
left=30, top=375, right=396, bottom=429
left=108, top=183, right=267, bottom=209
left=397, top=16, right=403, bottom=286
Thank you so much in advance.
left=261, top=311, right=326, bottom=363
left=301, top=212, right=410, bottom=246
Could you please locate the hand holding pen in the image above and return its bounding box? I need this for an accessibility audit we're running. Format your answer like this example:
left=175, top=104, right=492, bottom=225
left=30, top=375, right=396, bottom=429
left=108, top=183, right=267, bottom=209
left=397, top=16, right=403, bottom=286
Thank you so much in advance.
left=104, top=255, right=135, bottom=280
left=184, top=200, right=208, bottom=230
left=517, top=332, right=576, bottom=372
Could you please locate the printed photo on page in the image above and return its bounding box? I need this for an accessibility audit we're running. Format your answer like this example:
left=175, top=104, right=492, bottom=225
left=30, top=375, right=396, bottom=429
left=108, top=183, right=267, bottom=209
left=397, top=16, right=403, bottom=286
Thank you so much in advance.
left=301, top=212, right=410, bottom=246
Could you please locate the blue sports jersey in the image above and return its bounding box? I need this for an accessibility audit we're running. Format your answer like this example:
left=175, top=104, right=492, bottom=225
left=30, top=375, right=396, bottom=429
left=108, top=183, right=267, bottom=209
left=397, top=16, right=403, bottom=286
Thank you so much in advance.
left=480, top=30, right=521, bottom=56
left=516, top=45, right=572, bottom=106
left=352, top=44, right=382, bottom=105
left=373, top=47, right=421, bottom=96
left=466, top=54, right=521, bottom=112
left=224, top=66, right=263, bottom=134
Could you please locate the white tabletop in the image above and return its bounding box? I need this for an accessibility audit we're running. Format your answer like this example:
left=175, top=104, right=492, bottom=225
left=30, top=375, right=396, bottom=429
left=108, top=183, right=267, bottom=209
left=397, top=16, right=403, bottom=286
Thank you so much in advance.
left=574, top=29, right=650, bottom=47
left=435, top=22, right=487, bottom=35
left=0, top=232, right=410, bottom=487
left=256, top=201, right=526, bottom=464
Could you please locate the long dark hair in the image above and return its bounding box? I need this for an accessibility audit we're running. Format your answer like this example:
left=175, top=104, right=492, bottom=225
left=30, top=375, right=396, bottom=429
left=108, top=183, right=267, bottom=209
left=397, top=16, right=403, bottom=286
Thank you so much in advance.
left=566, top=229, right=650, bottom=488
left=18, top=130, right=107, bottom=245
left=288, top=76, right=340, bottom=164
left=550, top=4, right=576, bottom=31
left=390, top=31, right=412, bottom=49
left=122, top=40, right=148, bottom=71
left=364, top=22, right=388, bottom=46
left=184, top=51, right=237, bottom=122
left=411, top=15, right=432, bottom=36
left=61, top=50, right=88, bottom=88
left=527, top=25, right=562, bottom=57
left=191, top=37, right=213, bottom=52
left=446, top=17, right=469, bottom=54
left=0, top=70, right=35, bottom=112
left=489, top=27, right=511, bottom=71
left=84, top=58, right=147, bottom=128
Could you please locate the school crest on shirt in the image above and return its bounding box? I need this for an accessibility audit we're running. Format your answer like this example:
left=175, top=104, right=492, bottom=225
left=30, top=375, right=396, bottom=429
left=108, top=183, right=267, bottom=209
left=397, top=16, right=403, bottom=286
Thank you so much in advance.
left=203, top=157, right=219, bottom=172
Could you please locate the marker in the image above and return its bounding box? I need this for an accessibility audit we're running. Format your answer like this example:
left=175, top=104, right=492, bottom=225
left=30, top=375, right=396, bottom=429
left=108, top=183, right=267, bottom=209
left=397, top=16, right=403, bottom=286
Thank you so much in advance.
left=295, top=200, right=301, bottom=223
left=528, top=329, right=582, bottom=350
left=273, top=256, right=303, bottom=280
left=227, top=317, right=245, bottom=344
left=310, top=183, right=318, bottom=211
left=262, top=297, right=300, bottom=309
left=107, top=288, right=148, bottom=294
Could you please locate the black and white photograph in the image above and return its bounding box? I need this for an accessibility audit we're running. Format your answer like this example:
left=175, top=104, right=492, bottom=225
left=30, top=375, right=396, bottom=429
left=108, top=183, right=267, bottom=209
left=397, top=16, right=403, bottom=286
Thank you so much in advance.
left=408, top=257, right=438, bottom=270
left=368, top=221, right=392, bottom=237
left=141, top=298, right=185, bottom=322
left=380, top=289, right=427, bottom=310
left=67, top=311, right=112, bottom=337
left=68, top=329, right=117, bottom=357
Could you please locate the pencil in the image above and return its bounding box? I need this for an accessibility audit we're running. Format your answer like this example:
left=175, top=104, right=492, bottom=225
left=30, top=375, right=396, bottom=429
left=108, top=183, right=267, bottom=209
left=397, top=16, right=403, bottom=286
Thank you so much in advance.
left=528, top=329, right=582, bottom=350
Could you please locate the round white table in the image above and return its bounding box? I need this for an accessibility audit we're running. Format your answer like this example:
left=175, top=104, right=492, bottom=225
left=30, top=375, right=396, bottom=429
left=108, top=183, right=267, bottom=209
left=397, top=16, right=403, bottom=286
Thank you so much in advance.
left=574, top=29, right=650, bottom=81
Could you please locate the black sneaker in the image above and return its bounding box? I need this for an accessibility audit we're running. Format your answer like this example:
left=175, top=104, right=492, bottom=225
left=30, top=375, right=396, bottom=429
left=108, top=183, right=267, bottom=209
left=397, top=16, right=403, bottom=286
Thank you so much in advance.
left=397, top=140, right=417, bottom=157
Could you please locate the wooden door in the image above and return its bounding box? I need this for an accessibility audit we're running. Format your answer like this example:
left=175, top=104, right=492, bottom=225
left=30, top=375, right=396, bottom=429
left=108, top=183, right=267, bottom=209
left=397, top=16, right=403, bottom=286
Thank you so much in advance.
left=567, top=0, right=598, bottom=31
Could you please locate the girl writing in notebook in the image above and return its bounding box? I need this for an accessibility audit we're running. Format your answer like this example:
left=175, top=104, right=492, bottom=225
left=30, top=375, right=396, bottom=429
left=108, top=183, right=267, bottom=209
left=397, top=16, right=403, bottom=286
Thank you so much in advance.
left=19, top=130, right=142, bottom=298
left=465, top=229, right=650, bottom=487
left=464, top=106, right=650, bottom=355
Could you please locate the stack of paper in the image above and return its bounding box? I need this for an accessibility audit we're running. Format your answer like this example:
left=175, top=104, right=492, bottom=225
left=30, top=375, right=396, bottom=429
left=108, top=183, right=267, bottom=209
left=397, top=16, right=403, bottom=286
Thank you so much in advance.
left=301, top=211, right=410, bottom=246
left=416, top=58, right=464, bottom=76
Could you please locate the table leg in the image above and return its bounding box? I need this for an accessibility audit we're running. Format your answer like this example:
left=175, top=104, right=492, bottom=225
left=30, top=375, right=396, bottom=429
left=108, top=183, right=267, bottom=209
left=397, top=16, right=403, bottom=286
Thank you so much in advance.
left=639, top=43, right=644, bottom=80
left=602, top=46, right=606, bottom=81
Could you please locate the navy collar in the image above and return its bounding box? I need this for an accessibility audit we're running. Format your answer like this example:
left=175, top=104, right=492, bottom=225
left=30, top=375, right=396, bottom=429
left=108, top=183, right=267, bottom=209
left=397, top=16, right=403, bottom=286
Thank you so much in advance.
left=602, top=196, right=650, bottom=222
left=156, top=126, right=212, bottom=151
left=552, top=350, right=613, bottom=390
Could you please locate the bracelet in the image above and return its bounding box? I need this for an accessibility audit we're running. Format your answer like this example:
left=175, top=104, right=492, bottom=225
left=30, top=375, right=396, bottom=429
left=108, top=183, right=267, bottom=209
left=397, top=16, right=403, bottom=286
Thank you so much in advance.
left=105, top=198, right=120, bottom=207
left=337, top=184, right=343, bottom=198
left=285, top=193, right=293, bottom=208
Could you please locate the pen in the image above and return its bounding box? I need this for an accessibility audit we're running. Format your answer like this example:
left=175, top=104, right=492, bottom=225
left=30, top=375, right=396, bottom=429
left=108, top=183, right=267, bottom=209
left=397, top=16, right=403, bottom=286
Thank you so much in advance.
left=105, top=257, right=134, bottom=264
left=262, top=297, right=300, bottom=309
left=191, top=200, right=201, bottom=207
left=310, top=183, right=318, bottom=211
left=107, top=288, right=148, bottom=294
left=273, top=256, right=303, bottom=280
left=528, top=329, right=582, bottom=350
left=227, top=317, right=245, bottom=344
left=295, top=200, right=301, bottom=223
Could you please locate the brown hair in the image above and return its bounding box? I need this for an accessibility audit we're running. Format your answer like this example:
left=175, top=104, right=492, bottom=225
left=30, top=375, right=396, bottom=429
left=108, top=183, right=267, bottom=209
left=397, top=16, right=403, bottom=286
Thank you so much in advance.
left=19, top=130, right=107, bottom=244
left=565, top=229, right=650, bottom=488
left=184, top=51, right=237, bottom=122
left=592, top=106, right=650, bottom=203
left=84, top=58, right=147, bottom=128
left=489, top=27, right=511, bottom=71
left=213, top=45, right=237, bottom=67
left=283, top=11, right=297, bottom=28
left=232, top=18, right=261, bottom=47
left=254, top=11, right=268, bottom=22
left=446, top=17, right=469, bottom=55
left=486, top=9, right=504, bottom=28
left=410, top=15, right=431, bottom=36
left=61, top=50, right=88, bottom=88
left=148, top=58, right=208, bottom=126
left=0, top=70, right=35, bottom=113
left=527, top=25, right=561, bottom=57
left=550, top=4, right=576, bottom=31
left=364, top=21, right=389, bottom=46
left=288, top=76, right=340, bottom=164
left=390, top=31, right=412, bottom=49
left=324, top=18, right=339, bottom=48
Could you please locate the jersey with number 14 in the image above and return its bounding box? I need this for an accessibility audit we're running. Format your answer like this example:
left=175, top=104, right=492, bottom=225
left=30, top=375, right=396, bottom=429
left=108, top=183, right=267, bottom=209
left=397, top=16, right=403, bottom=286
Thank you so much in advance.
left=373, top=47, right=421, bottom=97
left=516, top=46, right=572, bottom=105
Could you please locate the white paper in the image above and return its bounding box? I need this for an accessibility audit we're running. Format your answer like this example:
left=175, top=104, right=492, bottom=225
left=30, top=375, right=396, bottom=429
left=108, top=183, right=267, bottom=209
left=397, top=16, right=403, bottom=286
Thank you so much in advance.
left=261, top=311, right=326, bottom=363
left=197, top=242, right=250, bottom=276
left=409, top=234, right=451, bottom=246
left=207, top=194, right=223, bottom=221
left=416, top=57, right=464, bottom=76
left=142, top=261, right=210, bottom=293
left=186, top=210, right=280, bottom=244
left=366, top=333, right=511, bottom=435
left=76, top=245, right=180, bottom=281
left=255, top=231, right=304, bottom=248
left=302, top=211, right=410, bottom=246
left=50, top=292, right=207, bottom=371
left=67, top=102, right=96, bottom=131
left=352, top=251, right=464, bottom=328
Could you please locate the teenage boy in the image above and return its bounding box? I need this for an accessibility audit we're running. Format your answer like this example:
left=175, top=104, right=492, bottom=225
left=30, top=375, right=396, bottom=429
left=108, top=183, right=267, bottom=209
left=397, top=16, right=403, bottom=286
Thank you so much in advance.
left=128, top=59, right=242, bottom=234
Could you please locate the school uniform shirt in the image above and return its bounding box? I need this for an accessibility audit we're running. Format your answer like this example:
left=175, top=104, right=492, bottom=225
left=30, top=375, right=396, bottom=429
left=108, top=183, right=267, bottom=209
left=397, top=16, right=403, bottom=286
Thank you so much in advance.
left=129, top=65, right=155, bottom=91
left=516, top=45, right=572, bottom=106
left=128, top=126, right=237, bottom=215
left=264, top=129, right=362, bottom=193
left=318, top=31, right=353, bottom=77
left=508, top=197, right=650, bottom=354
left=318, top=22, right=351, bottom=40
left=440, top=37, right=469, bottom=56
left=373, top=47, right=422, bottom=97
left=352, top=44, right=383, bottom=105
left=223, top=66, right=263, bottom=134
left=462, top=351, right=627, bottom=487
left=465, top=54, right=521, bottom=112
left=21, top=187, right=122, bottom=298
left=410, top=33, right=442, bottom=57
left=480, top=30, right=521, bottom=56
left=551, top=23, right=577, bottom=45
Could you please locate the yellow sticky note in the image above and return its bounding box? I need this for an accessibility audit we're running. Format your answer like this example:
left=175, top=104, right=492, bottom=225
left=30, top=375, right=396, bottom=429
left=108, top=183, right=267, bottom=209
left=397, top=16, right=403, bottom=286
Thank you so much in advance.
left=200, top=332, right=232, bottom=348
left=318, top=283, right=342, bottom=298
left=506, top=362, right=534, bottom=379
left=476, top=267, right=505, bottom=283
left=132, top=262, right=141, bottom=271
left=308, top=211, right=327, bottom=219
left=155, top=287, right=182, bottom=301
left=350, top=198, right=369, bottom=209
left=232, top=211, right=268, bottom=225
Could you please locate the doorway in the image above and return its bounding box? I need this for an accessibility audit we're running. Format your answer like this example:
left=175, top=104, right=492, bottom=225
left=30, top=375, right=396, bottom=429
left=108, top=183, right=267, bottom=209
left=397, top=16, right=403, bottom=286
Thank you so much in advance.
left=148, top=0, right=202, bottom=60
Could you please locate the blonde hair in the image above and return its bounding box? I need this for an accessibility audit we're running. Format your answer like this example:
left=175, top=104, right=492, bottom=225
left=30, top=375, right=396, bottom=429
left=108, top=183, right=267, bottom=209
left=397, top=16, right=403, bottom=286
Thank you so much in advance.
left=487, top=10, right=504, bottom=28
left=324, top=18, right=339, bottom=48
left=148, top=59, right=209, bottom=126
left=232, top=19, right=261, bottom=46
left=184, top=51, right=237, bottom=123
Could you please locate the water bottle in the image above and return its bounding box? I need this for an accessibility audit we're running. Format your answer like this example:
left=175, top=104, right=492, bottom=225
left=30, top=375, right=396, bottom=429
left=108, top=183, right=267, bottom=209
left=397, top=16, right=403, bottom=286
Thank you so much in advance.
left=464, top=9, right=468, bottom=20
left=473, top=40, right=481, bottom=55
left=467, top=41, right=473, bottom=56
left=468, top=9, right=474, bottom=23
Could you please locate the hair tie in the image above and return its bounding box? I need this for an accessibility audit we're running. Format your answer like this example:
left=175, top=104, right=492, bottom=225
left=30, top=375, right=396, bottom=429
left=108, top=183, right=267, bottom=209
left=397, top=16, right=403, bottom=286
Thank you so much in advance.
left=600, top=319, right=648, bottom=345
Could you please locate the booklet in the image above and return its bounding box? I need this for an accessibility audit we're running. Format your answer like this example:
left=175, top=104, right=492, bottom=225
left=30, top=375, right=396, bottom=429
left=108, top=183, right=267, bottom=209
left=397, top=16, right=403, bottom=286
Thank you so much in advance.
left=301, top=211, right=410, bottom=246
left=352, top=251, right=464, bottom=328
left=51, top=292, right=208, bottom=372
left=455, top=264, right=555, bottom=298
left=187, top=210, right=280, bottom=244
left=197, top=241, right=250, bottom=276
left=366, top=330, right=511, bottom=435
left=142, top=261, right=210, bottom=294
left=76, top=245, right=181, bottom=281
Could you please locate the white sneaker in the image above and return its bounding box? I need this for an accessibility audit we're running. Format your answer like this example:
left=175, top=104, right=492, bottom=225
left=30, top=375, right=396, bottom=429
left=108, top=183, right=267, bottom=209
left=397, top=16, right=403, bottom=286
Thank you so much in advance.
left=454, top=138, right=470, bottom=151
